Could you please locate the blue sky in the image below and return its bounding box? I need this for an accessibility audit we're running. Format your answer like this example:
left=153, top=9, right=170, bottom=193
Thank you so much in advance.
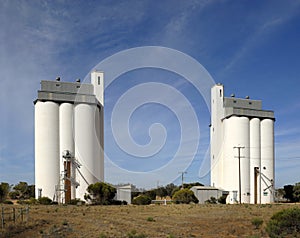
left=0, top=0, right=299, bottom=189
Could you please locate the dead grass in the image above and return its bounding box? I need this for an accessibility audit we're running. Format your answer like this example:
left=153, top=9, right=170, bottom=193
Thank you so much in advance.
left=1, top=203, right=299, bottom=238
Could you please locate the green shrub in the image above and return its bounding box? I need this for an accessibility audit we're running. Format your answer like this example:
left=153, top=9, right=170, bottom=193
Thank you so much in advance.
left=218, top=195, right=227, bottom=204
left=205, top=196, right=217, bottom=204
left=110, top=200, right=128, bottom=205
left=69, top=198, right=85, bottom=205
left=146, top=216, right=155, bottom=222
left=17, top=197, right=38, bottom=205
left=266, top=207, right=300, bottom=237
left=132, top=195, right=151, bottom=205
left=172, top=189, right=199, bottom=204
left=38, top=196, right=52, bottom=205
left=3, top=200, right=13, bottom=204
left=127, top=229, right=147, bottom=238
left=86, top=182, right=116, bottom=205
left=251, top=217, right=263, bottom=229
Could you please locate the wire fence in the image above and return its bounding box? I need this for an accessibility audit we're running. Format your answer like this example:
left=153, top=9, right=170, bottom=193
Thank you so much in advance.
left=1, top=206, right=29, bottom=229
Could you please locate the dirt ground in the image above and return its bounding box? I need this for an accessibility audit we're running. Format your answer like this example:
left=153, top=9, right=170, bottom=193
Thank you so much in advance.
left=1, top=203, right=299, bottom=238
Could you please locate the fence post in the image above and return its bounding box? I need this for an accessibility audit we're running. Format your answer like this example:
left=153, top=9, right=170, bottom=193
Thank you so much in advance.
left=20, top=208, right=23, bottom=222
left=13, top=207, right=16, bottom=223
left=25, top=206, right=29, bottom=222
left=1, top=207, right=4, bottom=229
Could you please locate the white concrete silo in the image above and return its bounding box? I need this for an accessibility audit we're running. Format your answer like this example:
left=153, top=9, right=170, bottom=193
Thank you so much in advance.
left=74, top=103, right=102, bottom=200
left=59, top=103, right=75, bottom=202
left=238, top=116, right=250, bottom=204
left=250, top=118, right=261, bottom=204
left=223, top=116, right=250, bottom=204
left=260, top=118, right=274, bottom=203
left=35, top=101, right=60, bottom=199
left=223, top=116, right=237, bottom=202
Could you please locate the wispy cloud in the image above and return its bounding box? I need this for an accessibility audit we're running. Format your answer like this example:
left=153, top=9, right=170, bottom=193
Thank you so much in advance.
left=221, top=2, right=300, bottom=74
left=224, top=18, right=284, bottom=72
left=276, top=127, right=300, bottom=137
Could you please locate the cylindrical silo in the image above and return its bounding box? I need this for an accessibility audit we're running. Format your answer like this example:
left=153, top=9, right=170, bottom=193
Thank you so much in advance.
left=59, top=103, right=75, bottom=202
left=35, top=101, right=60, bottom=200
left=74, top=103, right=101, bottom=200
left=238, top=117, right=250, bottom=204
left=250, top=118, right=261, bottom=204
left=260, top=118, right=274, bottom=203
left=223, top=116, right=250, bottom=204
left=223, top=116, right=238, bottom=203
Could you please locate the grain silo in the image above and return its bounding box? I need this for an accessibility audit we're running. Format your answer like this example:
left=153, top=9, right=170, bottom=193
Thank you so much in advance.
left=34, top=71, right=104, bottom=203
left=210, top=84, right=275, bottom=204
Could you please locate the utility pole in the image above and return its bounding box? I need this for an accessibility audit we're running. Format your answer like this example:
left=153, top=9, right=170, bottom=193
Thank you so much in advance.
left=234, top=146, right=244, bottom=204
left=179, top=172, right=187, bottom=189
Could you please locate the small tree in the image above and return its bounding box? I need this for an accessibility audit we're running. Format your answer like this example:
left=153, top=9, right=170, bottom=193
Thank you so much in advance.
left=132, top=195, right=151, bottom=205
left=155, top=187, right=168, bottom=198
left=86, top=182, right=116, bottom=205
left=171, top=187, right=180, bottom=197
left=12, top=182, right=35, bottom=199
left=293, top=182, right=300, bottom=202
left=143, top=189, right=157, bottom=200
left=172, top=188, right=199, bottom=204
left=266, top=207, right=300, bottom=237
left=0, top=182, right=10, bottom=202
left=165, top=183, right=178, bottom=197
left=283, top=185, right=295, bottom=202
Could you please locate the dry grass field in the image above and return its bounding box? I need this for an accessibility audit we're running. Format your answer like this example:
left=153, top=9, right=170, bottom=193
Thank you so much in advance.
left=1, top=203, right=299, bottom=238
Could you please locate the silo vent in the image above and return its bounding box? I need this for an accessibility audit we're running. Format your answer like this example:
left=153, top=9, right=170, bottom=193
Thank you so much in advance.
left=231, top=94, right=235, bottom=97
left=56, top=77, right=61, bottom=81
left=245, top=96, right=250, bottom=99
left=76, top=78, right=81, bottom=83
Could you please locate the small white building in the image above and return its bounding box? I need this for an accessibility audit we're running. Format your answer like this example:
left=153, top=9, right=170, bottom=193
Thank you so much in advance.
left=116, top=185, right=132, bottom=204
left=190, top=186, right=226, bottom=204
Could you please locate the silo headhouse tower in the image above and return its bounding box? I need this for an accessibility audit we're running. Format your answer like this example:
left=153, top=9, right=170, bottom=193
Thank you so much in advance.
left=34, top=71, right=104, bottom=203
left=210, top=84, right=275, bottom=204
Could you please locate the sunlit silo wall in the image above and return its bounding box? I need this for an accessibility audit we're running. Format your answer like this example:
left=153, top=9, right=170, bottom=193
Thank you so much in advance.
left=35, top=101, right=60, bottom=200
left=223, top=116, right=250, bottom=203
left=34, top=71, right=104, bottom=202
left=59, top=103, right=75, bottom=200
left=260, top=118, right=274, bottom=204
left=250, top=118, right=261, bottom=204
left=211, top=84, right=275, bottom=204
left=74, top=103, right=102, bottom=199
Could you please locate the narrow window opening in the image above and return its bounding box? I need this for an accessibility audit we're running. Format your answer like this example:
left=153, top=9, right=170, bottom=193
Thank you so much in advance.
left=219, top=89, right=222, bottom=97
left=98, top=76, right=101, bottom=85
